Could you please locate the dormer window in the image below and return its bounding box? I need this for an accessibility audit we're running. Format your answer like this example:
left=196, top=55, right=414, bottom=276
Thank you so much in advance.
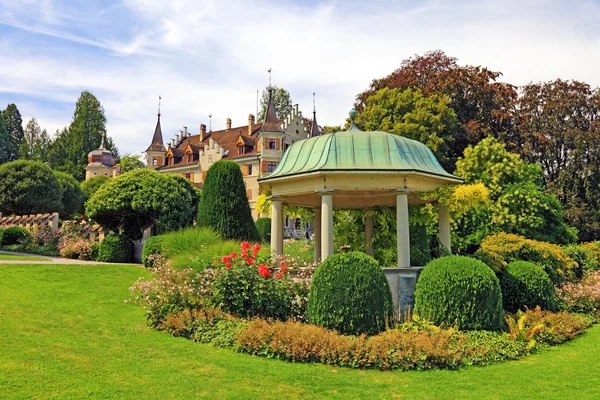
left=268, top=139, right=276, bottom=149
left=187, top=154, right=192, bottom=162
left=238, top=146, right=246, bottom=155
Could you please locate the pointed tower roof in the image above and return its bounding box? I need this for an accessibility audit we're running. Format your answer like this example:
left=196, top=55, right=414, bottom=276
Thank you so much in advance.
left=310, top=93, right=320, bottom=137
left=260, top=88, right=283, bottom=133
left=147, top=113, right=166, bottom=152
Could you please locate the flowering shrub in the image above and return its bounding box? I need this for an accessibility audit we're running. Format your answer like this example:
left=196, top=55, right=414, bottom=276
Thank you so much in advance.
left=57, top=232, right=95, bottom=260
left=129, top=260, right=215, bottom=327
left=32, top=226, right=61, bottom=248
left=556, top=271, right=600, bottom=316
left=210, top=242, right=308, bottom=321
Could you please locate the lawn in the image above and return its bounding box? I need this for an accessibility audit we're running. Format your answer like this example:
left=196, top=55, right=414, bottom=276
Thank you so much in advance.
left=0, top=253, right=48, bottom=261
left=0, top=263, right=598, bottom=399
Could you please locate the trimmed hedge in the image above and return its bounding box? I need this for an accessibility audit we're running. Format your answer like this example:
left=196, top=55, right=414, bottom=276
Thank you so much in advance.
left=255, top=218, right=271, bottom=243
left=97, top=234, right=133, bottom=263
left=475, top=233, right=576, bottom=284
left=414, top=256, right=504, bottom=331
left=308, top=252, right=393, bottom=336
left=142, top=236, right=164, bottom=268
left=1, top=226, right=33, bottom=246
left=197, top=160, right=260, bottom=242
left=500, top=261, right=556, bottom=313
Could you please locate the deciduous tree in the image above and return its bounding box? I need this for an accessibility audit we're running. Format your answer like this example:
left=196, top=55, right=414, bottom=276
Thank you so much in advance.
left=258, top=85, right=293, bottom=123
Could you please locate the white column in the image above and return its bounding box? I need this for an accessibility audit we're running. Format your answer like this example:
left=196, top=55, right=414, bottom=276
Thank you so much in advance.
left=270, top=198, right=283, bottom=256
left=313, top=208, right=322, bottom=263
left=365, top=211, right=374, bottom=256
left=321, top=194, right=334, bottom=259
left=396, top=193, right=410, bottom=268
left=438, top=204, right=451, bottom=252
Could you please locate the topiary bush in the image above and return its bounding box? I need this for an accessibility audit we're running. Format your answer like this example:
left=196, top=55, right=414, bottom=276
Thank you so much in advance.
left=500, top=261, right=556, bottom=313
left=308, top=252, right=393, bottom=336
left=142, top=235, right=164, bottom=268
left=474, top=233, right=576, bottom=284
left=97, top=234, right=133, bottom=263
left=197, top=160, right=260, bottom=242
left=1, top=226, right=33, bottom=246
left=255, top=218, right=271, bottom=243
left=414, top=255, right=504, bottom=331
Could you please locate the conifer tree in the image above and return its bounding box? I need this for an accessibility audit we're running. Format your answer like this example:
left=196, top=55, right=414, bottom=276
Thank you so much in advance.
left=1, top=103, right=23, bottom=161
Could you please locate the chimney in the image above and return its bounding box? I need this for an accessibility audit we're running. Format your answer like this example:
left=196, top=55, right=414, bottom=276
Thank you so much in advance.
left=177, top=131, right=183, bottom=143
left=248, top=114, right=255, bottom=136
left=226, top=118, right=232, bottom=130
left=200, top=124, right=206, bottom=141
left=183, top=126, right=188, bottom=137
left=170, top=138, right=175, bottom=147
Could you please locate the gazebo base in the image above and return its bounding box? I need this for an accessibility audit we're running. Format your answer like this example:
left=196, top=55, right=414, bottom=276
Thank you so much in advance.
left=383, top=266, right=424, bottom=323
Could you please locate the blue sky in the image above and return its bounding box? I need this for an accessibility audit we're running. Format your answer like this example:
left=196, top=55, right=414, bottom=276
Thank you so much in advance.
left=1, top=0, right=600, bottom=155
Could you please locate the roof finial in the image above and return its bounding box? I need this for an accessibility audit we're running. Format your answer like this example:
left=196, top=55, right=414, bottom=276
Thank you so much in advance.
left=98, top=130, right=106, bottom=149
left=158, top=95, right=161, bottom=116
left=268, top=68, right=272, bottom=87
left=349, top=109, right=357, bottom=129
left=313, top=92, right=316, bottom=113
left=208, top=114, right=212, bottom=132
left=310, top=94, right=320, bottom=138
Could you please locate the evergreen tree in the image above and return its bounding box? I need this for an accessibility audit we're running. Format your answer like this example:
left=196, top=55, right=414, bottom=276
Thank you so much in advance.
left=48, top=91, right=118, bottom=180
left=0, top=114, right=11, bottom=164
left=20, top=118, right=50, bottom=162
left=258, top=85, right=293, bottom=122
left=197, top=160, right=260, bottom=242
left=1, top=103, right=24, bottom=161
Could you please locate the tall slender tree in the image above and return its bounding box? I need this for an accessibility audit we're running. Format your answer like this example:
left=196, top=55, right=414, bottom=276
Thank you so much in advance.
left=20, top=117, right=50, bottom=162
left=0, top=113, right=11, bottom=164
left=1, top=104, right=22, bottom=161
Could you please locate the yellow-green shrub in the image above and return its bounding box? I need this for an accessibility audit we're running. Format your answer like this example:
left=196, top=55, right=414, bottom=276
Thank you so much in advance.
left=475, top=233, right=576, bottom=284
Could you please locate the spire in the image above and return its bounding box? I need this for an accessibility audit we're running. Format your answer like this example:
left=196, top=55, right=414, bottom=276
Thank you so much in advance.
left=310, top=92, right=320, bottom=137
left=260, top=88, right=283, bottom=133
left=99, top=131, right=106, bottom=149
left=147, top=97, right=166, bottom=152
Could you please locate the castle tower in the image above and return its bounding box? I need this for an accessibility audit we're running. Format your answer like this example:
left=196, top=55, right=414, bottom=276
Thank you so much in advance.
left=146, top=109, right=166, bottom=170
left=85, top=133, right=116, bottom=180
left=258, top=88, right=285, bottom=176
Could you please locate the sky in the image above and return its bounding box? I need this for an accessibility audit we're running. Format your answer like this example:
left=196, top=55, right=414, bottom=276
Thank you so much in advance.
left=1, top=0, right=600, bottom=155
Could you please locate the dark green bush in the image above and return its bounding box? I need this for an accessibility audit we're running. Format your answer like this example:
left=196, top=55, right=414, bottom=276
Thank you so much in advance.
left=562, top=243, right=600, bottom=278
left=53, top=171, right=84, bottom=217
left=97, top=234, right=133, bottom=263
left=255, top=218, right=271, bottom=243
left=308, top=252, right=393, bottom=336
left=0, top=228, right=3, bottom=245
left=500, top=261, right=556, bottom=313
left=414, top=255, right=504, bottom=331
left=142, top=236, right=164, bottom=268
left=197, top=160, right=260, bottom=242
left=1, top=226, right=33, bottom=246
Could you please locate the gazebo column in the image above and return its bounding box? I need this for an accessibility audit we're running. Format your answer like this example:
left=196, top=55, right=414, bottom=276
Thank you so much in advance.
left=438, top=204, right=451, bottom=252
left=313, top=208, right=322, bottom=263
left=270, top=197, right=284, bottom=256
left=396, top=192, right=410, bottom=268
left=365, top=211, right=374, bottom=256
left=321, top=192, right=334, bottom=259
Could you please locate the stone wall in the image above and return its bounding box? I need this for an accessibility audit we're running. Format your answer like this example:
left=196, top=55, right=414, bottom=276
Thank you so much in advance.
left=0, top=212, right=59, bottom=230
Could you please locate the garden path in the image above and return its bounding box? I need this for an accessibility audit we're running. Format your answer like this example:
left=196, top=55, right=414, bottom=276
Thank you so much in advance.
left=0, top=250, right=139, bottom=265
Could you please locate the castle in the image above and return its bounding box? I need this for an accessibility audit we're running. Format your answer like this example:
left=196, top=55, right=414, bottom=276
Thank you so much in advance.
left=145, top=90, right=321, bottom=221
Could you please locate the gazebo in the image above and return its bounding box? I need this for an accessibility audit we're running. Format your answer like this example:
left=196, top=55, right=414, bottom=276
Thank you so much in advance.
left=258, top=110, right=463, bottom=316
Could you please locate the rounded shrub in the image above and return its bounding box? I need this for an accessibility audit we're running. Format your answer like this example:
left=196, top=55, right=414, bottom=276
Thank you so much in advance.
left=308, top=252, right=393, bottom=336
left=197, top=160, right=260, bottom=242
left=414, top=255, right=504, bottom=331
left=1, top=226, right=33, bottom=246
left=255, top=218, right=271, bottom=243
left=500, top=261, right=556, bottom=313
left=53, top=171, right=84, bottom=217
left=142, top=235, right=164, bottom=268
left=97, top=234, right=133, bottom=263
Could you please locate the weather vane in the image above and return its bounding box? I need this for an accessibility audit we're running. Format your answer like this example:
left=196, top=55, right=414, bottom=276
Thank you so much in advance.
left=313, top=92, right=316, bottom=113
left=158, top=95, right=162, bottom=116
left=268, top=68, right=272, bottom=86
left=209, top=114, right=212, bottom=132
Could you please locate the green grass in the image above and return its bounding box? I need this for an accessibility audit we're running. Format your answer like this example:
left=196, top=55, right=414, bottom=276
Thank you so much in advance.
left=0, top=253, right=48, bottom=261
left=1, top=263, right=599, bottom=399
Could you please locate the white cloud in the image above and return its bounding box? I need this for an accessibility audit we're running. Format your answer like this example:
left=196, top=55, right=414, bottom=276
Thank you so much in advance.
left=1, top=0, right=600, bottom=155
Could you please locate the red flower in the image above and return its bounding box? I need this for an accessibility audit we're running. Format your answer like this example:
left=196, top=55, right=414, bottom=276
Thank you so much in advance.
left=275, top=272, right=283, bottom=279
left=258, top=264, right=271, bottom=277
left=241, top=242, right=251, bottom=250
left=221, top=256, right=230, bottom=263
left=241, top=250, right=248, bottom=258
left=252, top=243, right=261, bottom=256
left=230, top=251, right=237, bottom=258
left=225, top=262, right=232, bottom=269
left=247, top=257, right=254, bottom=265
left=281, top=265, right=288, bottom=273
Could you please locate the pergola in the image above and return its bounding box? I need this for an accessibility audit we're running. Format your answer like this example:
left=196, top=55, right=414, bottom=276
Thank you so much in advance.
left=258, top=111, right=463, bottom=267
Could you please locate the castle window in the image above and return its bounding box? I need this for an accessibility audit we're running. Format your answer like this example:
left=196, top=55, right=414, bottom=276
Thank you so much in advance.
left=268, top=139, right=276, bottom=149
left=248, top=164, right=253, bottom=175
left=267, top=161, right=277, bottom=173
left=284, top=143, right=289, bottom=151
left=152, top=157, right=157, bottom=166
left=238, top=146, right=245, bottom=155
left=185, top=173, right=191, bottom=180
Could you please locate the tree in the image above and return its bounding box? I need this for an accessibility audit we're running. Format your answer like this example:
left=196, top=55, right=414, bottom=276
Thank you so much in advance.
left=258, top=85, right=293, bottom=122
left=20, top=118, right=50, bottom=162
left=1, top=103, right=24, bottom=161
left=86, top=169, right=199, bottom=239
left=452, top=137, right=576, bottom=251
left=0, top=115, right=12, bottom=164
left=119, top=154, right=145, bottom=172
left=197, top=160, right=260, bottom=242
left=80, top=175, right=110, bottom=200
left=53, top=171, right=84, bottom=217
left=354, top=87, right=458, bottom=170
left=48, top=91, right=118, bottom=180
left=355, top=50, right=517, bottom=170
left=0, top=160, right=62, bottom=215
left=515, top=79, right=600, bottom=241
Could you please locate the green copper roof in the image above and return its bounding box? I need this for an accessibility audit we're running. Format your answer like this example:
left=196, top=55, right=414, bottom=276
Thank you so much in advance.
left=259, top=125, right=461, bottom=181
